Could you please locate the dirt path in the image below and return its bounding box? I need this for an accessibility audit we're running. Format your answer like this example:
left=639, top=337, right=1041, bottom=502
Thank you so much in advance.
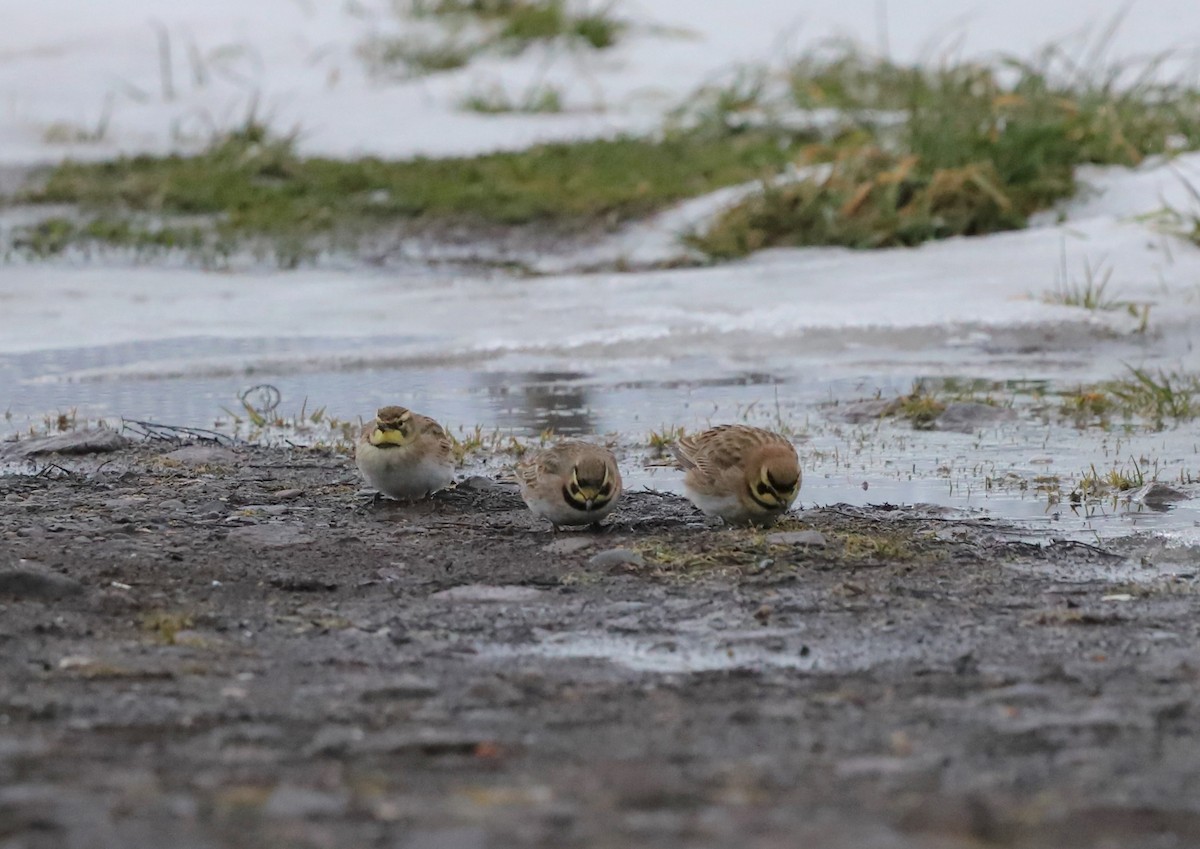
left=2, top=439, right=1199, bottom=848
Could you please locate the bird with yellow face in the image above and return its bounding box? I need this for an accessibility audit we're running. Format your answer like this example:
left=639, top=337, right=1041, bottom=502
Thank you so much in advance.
left=516, top=441, right=623, bottom=529
left=671, top=424, right=800, bottom=525
left=355, top=406, right=455, bottom=500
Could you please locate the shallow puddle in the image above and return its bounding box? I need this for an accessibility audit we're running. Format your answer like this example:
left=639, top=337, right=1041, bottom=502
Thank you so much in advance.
left=6, top=331, right=1200, bottom=542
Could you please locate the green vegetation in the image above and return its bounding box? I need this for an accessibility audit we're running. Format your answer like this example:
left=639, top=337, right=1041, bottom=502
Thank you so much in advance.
left=359, top=36, right=475, bottom=78
left=1058, top=366, right=1200, bottom=430
left=460, top=82, right=563, bottom=113
left=409, top=0, right=625, bottom=51
left=1044, top=258, right=1121, bottom=310
left=13, top=37, right=1200, bottom=266
left=362, top=0, right=626, bottom=80
left=686, top=43, right=1200, bottom=256
left=15, top=125, right=800, bottom=265
left=1106, top=366, right=1200, bottom=425
left=1042, top=257, right=1153, bottom=332
left=13, top=216, right=206, bottom=259
left=1069, top=459, right=1148, bottom=503
left=856, top=378, right=1005, bottom=430
left=646, top=424, right=686, bottom=454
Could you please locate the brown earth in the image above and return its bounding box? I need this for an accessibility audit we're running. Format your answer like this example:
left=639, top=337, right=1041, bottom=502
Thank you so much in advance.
left=1, top=438, right=1199, bottom=849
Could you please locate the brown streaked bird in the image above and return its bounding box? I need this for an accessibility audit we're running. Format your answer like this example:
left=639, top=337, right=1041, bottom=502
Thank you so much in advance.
left=516, top=441, right=623, bottom=529
left=355, top=406, right=455, bottom=500
left=671, top=424, right=801, bottom=525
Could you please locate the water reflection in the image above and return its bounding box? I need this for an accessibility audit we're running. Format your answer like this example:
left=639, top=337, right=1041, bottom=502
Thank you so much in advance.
left=473, top=371, right=595, bottom=435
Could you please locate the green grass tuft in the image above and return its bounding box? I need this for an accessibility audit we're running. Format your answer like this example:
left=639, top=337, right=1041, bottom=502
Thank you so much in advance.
left=460, top=82, right=563, bottom=113
left=366, top=0, right=626, bottom=79
left=686, top=42, right=1200, bottom=257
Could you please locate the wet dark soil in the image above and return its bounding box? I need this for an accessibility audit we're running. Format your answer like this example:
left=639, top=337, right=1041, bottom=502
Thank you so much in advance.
left=2, top=439, right=1199, bottom=849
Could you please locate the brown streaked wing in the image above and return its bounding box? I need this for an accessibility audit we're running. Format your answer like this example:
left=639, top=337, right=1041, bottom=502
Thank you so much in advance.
left=678, top=426, right=791, bottom=483
left=413, top=414, right=452, bottom=462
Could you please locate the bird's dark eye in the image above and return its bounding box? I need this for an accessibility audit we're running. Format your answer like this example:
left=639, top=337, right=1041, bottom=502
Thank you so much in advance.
left=599, top=484, right=612, bottom=497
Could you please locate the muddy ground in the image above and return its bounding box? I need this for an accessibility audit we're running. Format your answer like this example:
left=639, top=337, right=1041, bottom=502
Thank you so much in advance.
left=1, top=435, right=1199, bottom=849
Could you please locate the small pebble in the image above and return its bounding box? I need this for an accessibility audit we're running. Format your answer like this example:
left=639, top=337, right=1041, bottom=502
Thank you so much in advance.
left=459, top=476, right=501, bottom=491
left=766, top=530, right=828, bottom=547
left=0, top=564, right=86, bottom=600
left=587, top=548, right=646, bottom=569
left=431, top=585, right=546, bottom=602
left=543, top=537, right=595, bottom=555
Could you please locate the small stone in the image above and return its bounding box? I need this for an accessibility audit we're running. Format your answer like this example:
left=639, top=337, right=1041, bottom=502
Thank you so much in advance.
left=587, top=548, right=647, bottom=569
left=400, top=827, right=488, bottom=849
left=263, top=784, right=349, bottom=819
left=0, top=563, right=86, bottom=600
left=157, top=499, right=185, bottom=511
left=162, top=445, right=238, bottom=466
left=242, top=504, right=292, bottom=516
left=274, top=488, right=304, bottom=500
left=933, top=402, right=1016, bottom=432
left=1134, top=482, right=1188, bottom=509
left=304, top=725, right=365, bottom=757
left=227, top=524, right=313, bottom=548
left=459, top=476, right=500, bottom=491
left=543, top=537, right=595, bottom=555
left=766, top=530, right=828, bottom=547
left=57, top=655, right=97, bottom=670
left=195, top=500, right=228, bottom=519
left=361, top=675, right=440, bottom=701
left=5, top=429, right=128, bottom=458
left=830, top=398, right=899, bottom=423
left=430, top=585, right=546, bottom=602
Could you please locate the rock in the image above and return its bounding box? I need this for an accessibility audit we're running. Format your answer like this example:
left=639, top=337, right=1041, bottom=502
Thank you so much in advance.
left=430, top=585, right=546, bottom=602
left=830, top=399, right=898, bottom=423
left=242, top=504, right=292, bottom=516
left=766, top=530, right=828, bottom=547
left=933, top=402, right=1016, bottom=432
left=195, top=499, right=228, bottom=519
left=157, top=498, right=185, bottom=511
left=0, top=784, right=59, bottom=832
left=263, top=784, right=349, bottom=819
left=274, top=488, right=304, bottom=500
left=459, top=475, right=500, bottom=491
left=304, top=725, right=365, bottom=757
left=5, top=429, right=128, bottom=458
left=588, top=548, right=647, bottom=569
left=1133, top=482, right=1189, bottom=510
left=400, top=827, right=488, bottom=849
left=162, top=445, right=238, bottom=466
left=227, top=524, right=314, bottom=548
left=361, top=675, right=440, bottom=701
left=543, top=537, right=595, bottom=555
left=0, top=562, right=86, bottom=600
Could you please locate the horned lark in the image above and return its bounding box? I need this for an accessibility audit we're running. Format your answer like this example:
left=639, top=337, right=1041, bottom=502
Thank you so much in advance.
left=517, top=441, right=623, bottom=529
left=355, top=406, right=455, bottom=500
left=672, top=425, right=800, bottom=525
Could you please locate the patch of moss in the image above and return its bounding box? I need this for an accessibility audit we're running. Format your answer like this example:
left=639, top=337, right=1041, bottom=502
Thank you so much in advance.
left=140, top=611, right=195, bottom=645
